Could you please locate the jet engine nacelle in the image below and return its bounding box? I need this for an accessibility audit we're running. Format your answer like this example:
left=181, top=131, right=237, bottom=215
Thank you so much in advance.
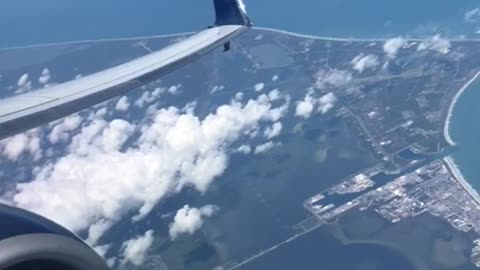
left=0, top=204, right=109, bottom=270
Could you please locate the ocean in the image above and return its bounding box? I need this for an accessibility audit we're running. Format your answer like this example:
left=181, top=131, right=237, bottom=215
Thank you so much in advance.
left=1, top=0, right=480, bottom=48
left=449, top=79, right=480, bottom=191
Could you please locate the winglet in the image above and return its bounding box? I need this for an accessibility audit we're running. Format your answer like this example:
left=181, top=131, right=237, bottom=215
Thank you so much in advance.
left=213, top=0, right=252, bottom=27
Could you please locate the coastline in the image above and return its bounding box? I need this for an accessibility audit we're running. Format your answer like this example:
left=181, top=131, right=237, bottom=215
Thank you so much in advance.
left=443, top=71, right=480, bottom=146
left=442, top=70, right=480, bottom=204
left=5, top=26, right=480, bottom=52
left=444, top=156, right=480, bottom=205
left=256, top=27, right=480, bottom=43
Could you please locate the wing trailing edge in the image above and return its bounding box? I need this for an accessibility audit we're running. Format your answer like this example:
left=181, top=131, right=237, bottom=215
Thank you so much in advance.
left=0, top=0, right=252, bottom=140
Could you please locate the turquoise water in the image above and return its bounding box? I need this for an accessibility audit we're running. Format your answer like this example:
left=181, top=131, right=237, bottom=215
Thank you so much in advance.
left=1, top=0, right=480, bottom=47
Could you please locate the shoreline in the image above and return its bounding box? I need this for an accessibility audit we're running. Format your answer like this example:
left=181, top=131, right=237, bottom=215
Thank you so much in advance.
left=442, top=71, right=480, bottom=204
left=444, top=157, right=480, bottom=205
left=443, top=71, right=480, bottom=146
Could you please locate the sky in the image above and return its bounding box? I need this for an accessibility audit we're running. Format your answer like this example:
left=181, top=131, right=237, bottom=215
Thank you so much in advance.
left=1, top=0, right=480, bottom=48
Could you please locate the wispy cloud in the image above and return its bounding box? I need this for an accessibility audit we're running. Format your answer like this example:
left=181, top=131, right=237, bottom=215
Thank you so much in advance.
left=465, top=8, right=480, bottom=23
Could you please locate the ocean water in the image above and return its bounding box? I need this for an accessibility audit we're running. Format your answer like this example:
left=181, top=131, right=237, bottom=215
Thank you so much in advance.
left=449, top=80, right=480, bottom=190
left=1, top=0, right=480, bottom=48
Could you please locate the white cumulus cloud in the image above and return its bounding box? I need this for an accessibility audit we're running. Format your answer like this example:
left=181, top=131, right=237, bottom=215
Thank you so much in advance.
left=315, top=69, right=352, bottom=89
left=254, top=141, right=276, bottom=154
left=295, top=92, right=315, bottom=119
left=351, top=54, right=379, bottom=73
left=383, top=37, right=407, bottom=59
left=168, top=84, right=181, bottom=95
left=17, top=73, right=30, bottom=88
left=1, top=131, right=42, bottom=161
left=93, top=244, right=111, bottom=258
left=295, top=91, right=337, bottom=119
left=267, top=89, right=281, bottom=101
left=264, top=122, right=282, bottom=139
left=16, top=73, right=32, bottom=93
left=38, top=68, right=51, bottom=85
left=169, top=205, right=218, bottom=240
left=121, top=230, right=154, bottom=266
left=86, top=219, right=112, bottom=246
left=254, top=82, right=265, bottom=92
left=115, top=96, right=130, bottom=111
left=48, top=115, right=84, bottom=144
left=11, top=94, right=288, bottom=239
left=236, top=144, right=251, bottom=154
left=318, top=92, right=338, bottom=114
left=418, top=35, right=451, bottom=54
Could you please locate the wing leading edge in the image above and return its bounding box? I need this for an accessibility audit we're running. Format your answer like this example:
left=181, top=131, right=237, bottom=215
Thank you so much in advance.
left=0, top=0, right=251, bottom=140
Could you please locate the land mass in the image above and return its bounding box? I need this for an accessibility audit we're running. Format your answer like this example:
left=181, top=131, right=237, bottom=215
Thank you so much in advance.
left=1, top=28, right=480, bottom=270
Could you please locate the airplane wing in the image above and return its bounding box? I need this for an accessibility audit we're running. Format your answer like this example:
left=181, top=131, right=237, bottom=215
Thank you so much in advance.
left=0, top=0, right=251, bottom=140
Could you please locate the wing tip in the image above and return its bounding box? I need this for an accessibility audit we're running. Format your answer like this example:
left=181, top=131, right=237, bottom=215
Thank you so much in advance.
left=213, top=0, right=252, bottom=27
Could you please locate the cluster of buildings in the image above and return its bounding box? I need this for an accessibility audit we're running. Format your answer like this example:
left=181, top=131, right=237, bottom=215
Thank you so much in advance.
left=305, top=160, right=480, bottom=266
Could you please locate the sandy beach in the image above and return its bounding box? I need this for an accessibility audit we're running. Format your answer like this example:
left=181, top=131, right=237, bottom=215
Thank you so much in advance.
left=442, top=70, right=480, bottom=204
left=444, top=156, right=480, bottom=204
left=443, top=71, right=480, bottom=146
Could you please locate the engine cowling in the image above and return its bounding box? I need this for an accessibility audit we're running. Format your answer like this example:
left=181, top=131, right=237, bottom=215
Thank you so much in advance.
left=0, top=204, right=109, bottom=270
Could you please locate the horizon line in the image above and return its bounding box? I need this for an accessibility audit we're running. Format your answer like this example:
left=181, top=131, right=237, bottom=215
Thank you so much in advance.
left=2, top=27, right=480, bottom=51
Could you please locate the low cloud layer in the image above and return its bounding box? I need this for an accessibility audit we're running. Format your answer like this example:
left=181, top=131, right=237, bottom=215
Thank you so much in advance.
left=11, top=94, right=288, bottom=242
